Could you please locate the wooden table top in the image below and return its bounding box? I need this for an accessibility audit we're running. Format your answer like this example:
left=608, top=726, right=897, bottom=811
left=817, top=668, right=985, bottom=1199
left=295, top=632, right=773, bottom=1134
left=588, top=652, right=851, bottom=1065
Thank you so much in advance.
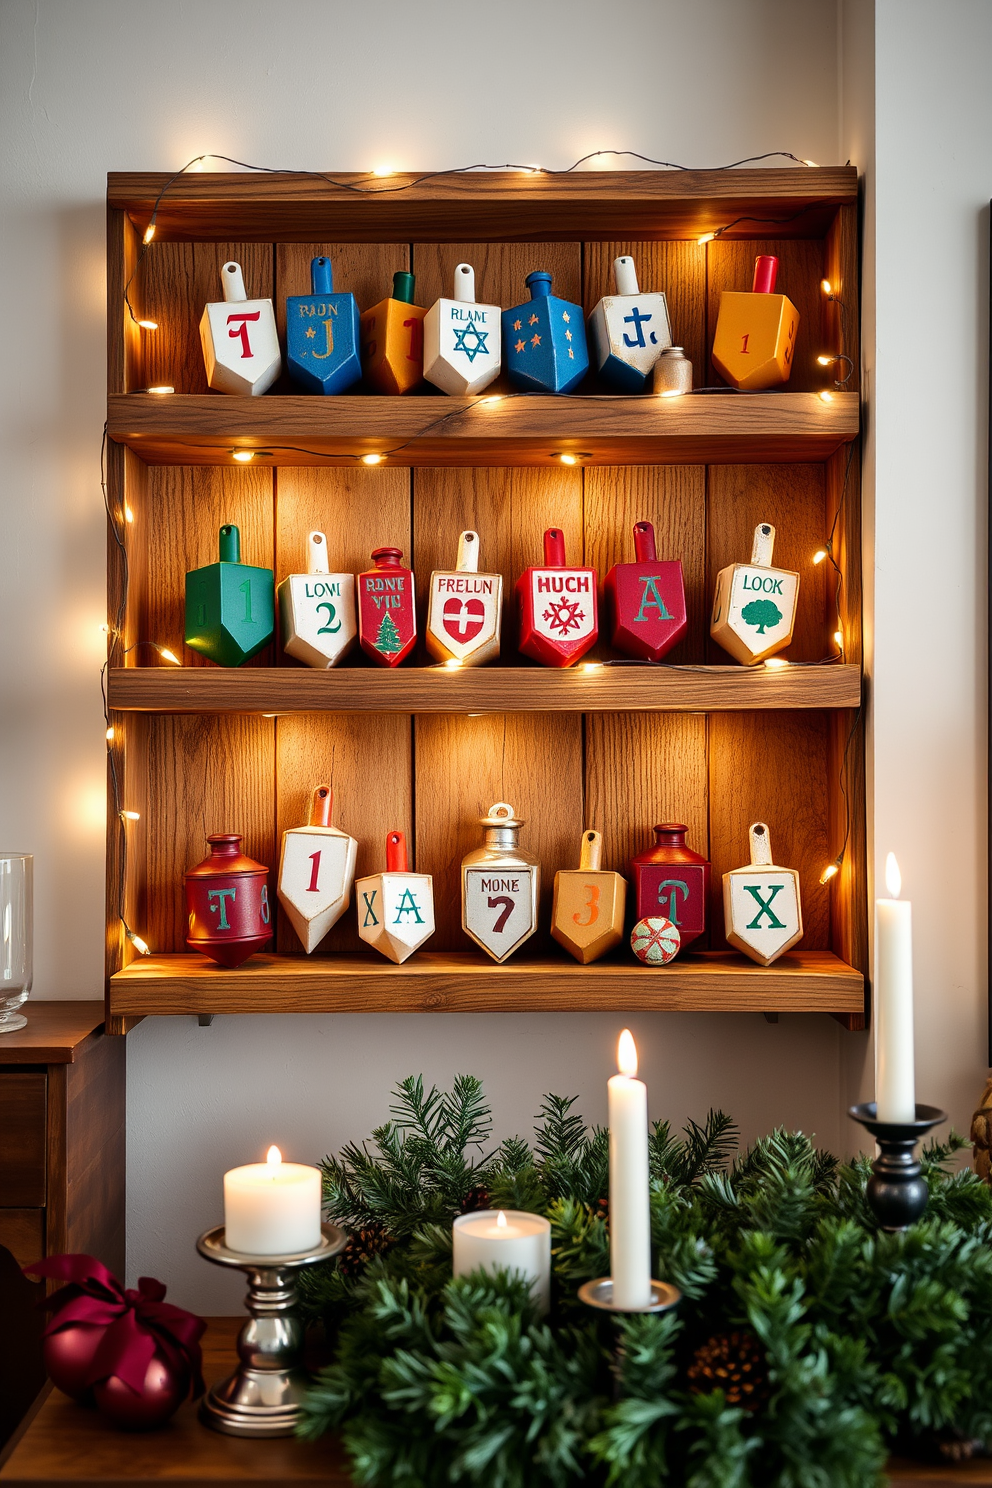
left=0, top=1004, right=105, bottom=1064
left=0, top=1317, right=985, bottom=1486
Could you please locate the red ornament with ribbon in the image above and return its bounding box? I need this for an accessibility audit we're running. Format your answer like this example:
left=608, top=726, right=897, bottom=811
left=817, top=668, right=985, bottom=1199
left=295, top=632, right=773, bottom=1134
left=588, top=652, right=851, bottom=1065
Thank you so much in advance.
left=24, top=1254, right=205, bottom=1431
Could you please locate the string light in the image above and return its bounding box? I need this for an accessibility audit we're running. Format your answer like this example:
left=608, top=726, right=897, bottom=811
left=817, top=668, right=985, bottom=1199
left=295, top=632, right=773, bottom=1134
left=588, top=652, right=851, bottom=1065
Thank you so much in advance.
left=763, top=657, right=789, bottom=670
left=106, top=726, right=115, bottom=742
left=360, top=453, right=384, bottom=466
left=556, top=451, right=590, bottom=465
left=696, top=232, right=717, bottom=246
left=818, top=390, right=834, bottom=403
left=480, top=395, right=503, bottom=405
left=833, top=630, right=844, bottom=648
left=142, top=223, right=156, bottom=245
left=231, top=450, right=256, bottom=463
left=821, top=279, right=833, bottom=296
left=444, top=659, right=462, bottom=670
left=119, top=809, right=140, bottom=821
left=819, top=858, right=841, bottom=884
left=813, top=548, right=828, bottom=565
left=371, top=166, right=395, bottom=177
left=816, top=354, right=834, bottom=366
left=658, top=388, right=684, bottom=398
left=136, top=319, right=159, bottom=331
left=801, top=159, right=820, bottom=168
left=520, top=165, right=542, bottom=175
left=157, top=646, right=182, bottom=665
left=145, top=385, right=174, bottom=394
left=124, top=505, right=134, bottom=522
left=127, top=930, right=151, bottom=956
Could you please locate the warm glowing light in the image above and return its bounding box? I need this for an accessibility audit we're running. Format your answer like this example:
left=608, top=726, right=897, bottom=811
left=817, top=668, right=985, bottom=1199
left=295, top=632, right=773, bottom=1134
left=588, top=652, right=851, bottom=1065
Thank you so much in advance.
left=143, top=223, right=156, bottom=245
left=818, top=390, right=834, bottom=403
left=137, top=319, right=159, bottom=331
left=127, top=931, right=150, bottom=955
left=99, top=622, right=110, bottom=633
left=816, top=354, right=834, bottom=367
left=146, top=385, right=174, bottom=394
left=444, top=659, right=462, bottom=670
left=106, top=726, right=115, bottom=742
left=480, top=395, right=503, bottom=405
left=582, top=662, right=603, bottom=673
left=520, top=164, right=542, bottom=175
left=157, top=646, right=182, bottom=665
left=763, top=657, right=788, bottom=669
left=124, top=505, right=134, bottom=523
left=372, top=165, right=395, bottom=177
left=266, top=1144, right=282, bottom=1168
left=821, top=279, right=833, bottom=296
left=813, top=548, right=828, bottom=565
left=659, top=388, right=684, bottom=398
left=833, top=630, right=844, bottom=647
left=802, top=159, right=820, bottom=168
left=617, top=1028, right=638, bottom=1078
left=232, top=450, right=255, bottom=463
left=120, top=809, right=140, bottom=821
left=819, top=862, right=840, bottom=884
left=361, top=452, right=384, bottom=465
left=496, top=1209, right=508, bottom=1229
left=697, top=232, right=717, bottom=246
left=885, top=853, right=901, bottom=899
left=559, top=453, right=579, bottom=466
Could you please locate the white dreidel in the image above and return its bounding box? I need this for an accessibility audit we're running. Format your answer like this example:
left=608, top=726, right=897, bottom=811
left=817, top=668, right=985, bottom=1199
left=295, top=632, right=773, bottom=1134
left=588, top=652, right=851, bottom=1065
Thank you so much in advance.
left=277, top=785, right=358, bottom=953
left=426, top=530, right=503, bottom=666
left=278, top=531, right=357, bottom=669
left=423, top=262, right=501, bottom=396
left=709, top=523, right=800, bottom=666
left=199, top=260, right=282, bottom=397
left=587, top=255, right=672, bottom=392
left=461, top=803, right=540, bottom=963
left=722, top=822, right=803, bottom=967
left=356, top=831, right=435, bottom=964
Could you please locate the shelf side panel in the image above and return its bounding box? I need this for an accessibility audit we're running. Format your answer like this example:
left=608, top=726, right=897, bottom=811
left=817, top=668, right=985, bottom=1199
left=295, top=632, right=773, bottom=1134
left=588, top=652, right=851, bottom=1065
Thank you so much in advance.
left=582, top=241, right=706, bottom=391
left=706, top=237, right=827, bottom=394
left=823, top=203, right=860, bottom=393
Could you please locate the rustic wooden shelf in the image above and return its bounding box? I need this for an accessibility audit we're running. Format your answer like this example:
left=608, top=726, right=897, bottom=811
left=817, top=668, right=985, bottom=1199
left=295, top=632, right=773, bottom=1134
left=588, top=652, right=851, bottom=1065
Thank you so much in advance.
left=109, top=950, right=863, bottom=1018
left=108, top=391, right=858, bottom=466
left=107, top=664, right=862, bottom=714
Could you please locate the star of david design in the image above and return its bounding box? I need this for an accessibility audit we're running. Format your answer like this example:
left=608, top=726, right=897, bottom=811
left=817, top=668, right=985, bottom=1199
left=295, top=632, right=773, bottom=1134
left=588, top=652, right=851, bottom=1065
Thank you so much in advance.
left=513, top=319, right=522, bottom=331
left=515, top=338, right=526, bottom=353
left=452, top=321, right=490, bottom=362
left=305, top=327, right=316, bottom=339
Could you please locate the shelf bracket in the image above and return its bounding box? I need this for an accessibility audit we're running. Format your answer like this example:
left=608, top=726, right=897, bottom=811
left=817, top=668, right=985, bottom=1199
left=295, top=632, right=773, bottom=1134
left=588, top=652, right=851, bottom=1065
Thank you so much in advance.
left=196, top=1014, right=214, bottom=1028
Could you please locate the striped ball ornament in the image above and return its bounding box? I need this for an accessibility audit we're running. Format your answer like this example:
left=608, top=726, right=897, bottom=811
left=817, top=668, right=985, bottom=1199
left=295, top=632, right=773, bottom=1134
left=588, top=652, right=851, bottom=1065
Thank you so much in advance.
left=630, top=916, right=681, bottom=965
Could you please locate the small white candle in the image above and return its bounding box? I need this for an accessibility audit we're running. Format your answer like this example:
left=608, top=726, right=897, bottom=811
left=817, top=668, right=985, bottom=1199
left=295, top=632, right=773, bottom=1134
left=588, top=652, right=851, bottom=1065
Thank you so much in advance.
left=608, top=1029, right=652, bottom=1309
left=875, top=853, right=916, bottom=1123
left=223, top=1145, right=322, bottom=1256
left=452, top=1209, right=551, bottom=1314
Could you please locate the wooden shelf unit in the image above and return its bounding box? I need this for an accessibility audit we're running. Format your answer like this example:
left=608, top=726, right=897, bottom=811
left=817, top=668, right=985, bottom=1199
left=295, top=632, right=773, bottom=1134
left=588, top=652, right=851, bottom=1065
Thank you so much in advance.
left=105, top=168, right=866, bottom=1032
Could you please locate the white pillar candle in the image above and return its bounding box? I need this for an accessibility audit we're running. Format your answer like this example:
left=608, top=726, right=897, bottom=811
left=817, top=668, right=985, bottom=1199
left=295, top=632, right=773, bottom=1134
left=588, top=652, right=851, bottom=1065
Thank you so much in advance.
left=452, top=1209, right=551, bottom=1314
left=223, top=1145, right=322, bottom=1256
left=608, top=1029, right=652, bottom=1309
left=875, top=853, right=916, bottom=1123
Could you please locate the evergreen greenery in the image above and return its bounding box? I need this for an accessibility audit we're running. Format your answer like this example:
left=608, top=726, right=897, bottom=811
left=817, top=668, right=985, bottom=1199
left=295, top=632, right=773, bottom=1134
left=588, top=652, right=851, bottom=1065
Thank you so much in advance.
left=299, top=1075, right=992, bottom=1487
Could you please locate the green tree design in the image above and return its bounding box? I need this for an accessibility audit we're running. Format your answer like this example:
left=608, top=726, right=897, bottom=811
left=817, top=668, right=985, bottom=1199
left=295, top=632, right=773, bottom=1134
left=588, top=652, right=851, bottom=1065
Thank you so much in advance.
left=741, top=597, right=783, bottom=634
left=375, top=610, right=402, bottom=654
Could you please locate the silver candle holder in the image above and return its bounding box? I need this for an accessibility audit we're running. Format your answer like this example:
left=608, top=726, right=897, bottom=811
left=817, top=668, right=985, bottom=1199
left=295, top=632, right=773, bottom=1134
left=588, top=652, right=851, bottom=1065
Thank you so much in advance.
left=578, top=1278, right=681, bottom=1313
left=196, top=1222, right=347, bottom=1437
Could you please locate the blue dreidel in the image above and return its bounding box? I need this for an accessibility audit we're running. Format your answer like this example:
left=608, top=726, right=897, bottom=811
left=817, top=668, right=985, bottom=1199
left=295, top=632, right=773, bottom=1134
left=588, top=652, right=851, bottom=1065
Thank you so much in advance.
left=286, top=257, right=361, bottom=395
left=587, top=255, right=672, bottom=393
left=502, top=271, right=589, bottom=395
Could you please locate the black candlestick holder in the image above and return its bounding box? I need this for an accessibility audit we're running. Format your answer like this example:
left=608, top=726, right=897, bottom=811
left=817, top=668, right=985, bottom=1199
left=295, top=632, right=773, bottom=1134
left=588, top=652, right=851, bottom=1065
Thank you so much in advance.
left=848, top=1102, right=947, bottom=1231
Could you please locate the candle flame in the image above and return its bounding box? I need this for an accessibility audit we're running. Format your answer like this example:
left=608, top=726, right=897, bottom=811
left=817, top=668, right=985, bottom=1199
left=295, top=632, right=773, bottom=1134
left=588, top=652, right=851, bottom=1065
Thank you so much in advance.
left=617, top=1028, right=638, bottom=1077
left=266, top=1145, right=282, bottom=1168
left=496, top=1210, right=508, bottom=1229
left=885, top=853, right=901, bottom=899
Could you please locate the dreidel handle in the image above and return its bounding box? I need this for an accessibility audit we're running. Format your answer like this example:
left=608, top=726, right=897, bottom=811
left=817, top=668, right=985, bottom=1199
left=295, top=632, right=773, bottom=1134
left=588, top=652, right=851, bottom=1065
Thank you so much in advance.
left=311, top=257, right=333, bottom=295
left=752, top=255, right=779, bottom=294
left=218, top=524, right=241, bottom=562
left=221, top=262, right=248, bottom=304
left=632, top=521, right=657, bottom=562
left=386, top=831, right=408, bottom=873
left=456, top=530, right=480, bottom=573
left=578, top=829, right=603, bottom=871
left=452, top=263, right=476, bottom=302
left=750, top=523, right=776, bottom=567
left=309, top=785, right=333, bottom=828
left=614, top=256, right=640, bottom=295
left=749, top=822, right=774, bottom=867
left=543, top=528, right=567, bottom=567
left=392, top=270, right=416, bottom=305
left=307, top=530, right=330, bottom=576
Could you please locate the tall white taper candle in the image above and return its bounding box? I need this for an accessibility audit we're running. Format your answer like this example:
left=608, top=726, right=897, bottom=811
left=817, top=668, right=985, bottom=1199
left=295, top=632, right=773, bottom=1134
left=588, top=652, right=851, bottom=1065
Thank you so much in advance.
left=608, top=1029, right=652, bottom=1308
left=875, top=853, right=916, bottom=1123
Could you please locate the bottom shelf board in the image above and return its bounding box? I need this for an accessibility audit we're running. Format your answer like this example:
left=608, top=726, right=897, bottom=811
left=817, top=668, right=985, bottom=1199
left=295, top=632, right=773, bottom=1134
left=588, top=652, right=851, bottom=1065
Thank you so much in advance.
left=109, top=950, right=863, bottom=1017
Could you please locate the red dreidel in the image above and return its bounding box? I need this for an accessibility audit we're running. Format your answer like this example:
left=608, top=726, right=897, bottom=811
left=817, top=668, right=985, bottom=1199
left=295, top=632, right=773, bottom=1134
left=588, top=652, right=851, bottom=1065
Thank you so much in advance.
left=631, top=823, right=710, bottom=952
left=184, top=833, right=272, bottom=968
left=604, top=520, right=687, bottom=662
left=516, top=528, right=597, bottom=668
left=357, top=546, right=417, bottom=667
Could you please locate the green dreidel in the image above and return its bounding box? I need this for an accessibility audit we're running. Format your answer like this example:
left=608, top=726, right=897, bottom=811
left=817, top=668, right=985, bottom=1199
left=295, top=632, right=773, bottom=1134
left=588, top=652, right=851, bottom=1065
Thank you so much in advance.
left=184, top=523, right=275, bottom=667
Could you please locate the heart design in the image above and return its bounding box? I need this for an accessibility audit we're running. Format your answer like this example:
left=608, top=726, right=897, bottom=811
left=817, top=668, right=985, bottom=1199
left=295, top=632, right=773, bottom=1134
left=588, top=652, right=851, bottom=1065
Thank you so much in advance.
left=442, top=597, right=485, bottom=642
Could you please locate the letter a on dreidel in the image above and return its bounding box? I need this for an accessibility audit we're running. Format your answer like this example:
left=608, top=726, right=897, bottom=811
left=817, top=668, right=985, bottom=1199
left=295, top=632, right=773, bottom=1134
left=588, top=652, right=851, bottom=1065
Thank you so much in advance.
left=722, top=822, right=803, bottom=967
left=709, top=522, right=800, bottom=666
left=355, top=831, right=435, bottom=964
left=551, top=829, right=626, bottom=964
left=277, top=785, right=358, bottom=953
left=199, top=261, right=282, bottom=396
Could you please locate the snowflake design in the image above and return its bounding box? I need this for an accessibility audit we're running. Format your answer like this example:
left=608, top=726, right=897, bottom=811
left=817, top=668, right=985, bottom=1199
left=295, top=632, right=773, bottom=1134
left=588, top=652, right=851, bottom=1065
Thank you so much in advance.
left=542, top=598, right=585, bottom=635
left=452, top=322, right=490, bottom=363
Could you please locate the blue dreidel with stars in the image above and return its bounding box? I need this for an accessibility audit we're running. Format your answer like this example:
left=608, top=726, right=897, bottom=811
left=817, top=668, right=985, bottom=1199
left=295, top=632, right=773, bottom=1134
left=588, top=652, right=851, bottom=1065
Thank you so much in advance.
left=184, top=523, right=275, bottom=667
left=587, top=255, right=672, bottom=392
left=502, top=271, right=589, bottom=395
left=285, top=256, right=361, bottom=395
left=423, top=263, right=501, bottom=396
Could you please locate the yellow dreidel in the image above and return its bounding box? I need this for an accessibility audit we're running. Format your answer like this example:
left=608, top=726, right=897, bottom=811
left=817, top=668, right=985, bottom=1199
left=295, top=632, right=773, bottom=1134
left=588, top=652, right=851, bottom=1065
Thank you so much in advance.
left=723, top=822, right=803, bottom=966
left=277, top=785, right=358, bottom=953
left=711, top=254, right=799, bottom=391
left=551, top=830, right=626, bottom=964
left=710, top=522, right=799, bottom=666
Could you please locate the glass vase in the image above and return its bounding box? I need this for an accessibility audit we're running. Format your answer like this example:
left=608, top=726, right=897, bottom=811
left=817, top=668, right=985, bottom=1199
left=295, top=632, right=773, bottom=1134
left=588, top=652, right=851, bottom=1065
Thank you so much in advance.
left=0, top=854, right=32, bottom=1033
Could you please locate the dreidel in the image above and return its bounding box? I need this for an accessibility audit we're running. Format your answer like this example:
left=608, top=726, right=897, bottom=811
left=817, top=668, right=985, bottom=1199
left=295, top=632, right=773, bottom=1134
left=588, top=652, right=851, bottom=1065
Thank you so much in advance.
left=551, top=829, right=626, bottom=964
left=587, top=255, right=672, bottom=392
left=285, top=256, right=361, bottom=395
left=723, top=822, right=803, bottom=966
left=426, top=530, right=502, bottom=666
left=517, top=528, right=598, bottom=668
left=360, top=270, right=427, bottom=395
left=631, top=823, right=710, bottom=950
left=711, top=255, right=799, bottom=390
left=604, top=520, right=687, bottom=662
left=278, top=530, right=356, bottom=669
left=357, top=546, right=417, bottom=667
left=710, top=522, right=799, bottom=666
left=199, top=261, right=282, bottom=396
left=185, top=523, right=275, bottom=667
left=356, top=831, right=435, bottom=964
left=423, top=262, right=501, bottom=396
left=461, top=803, right=540, bottom=963
left=277, top=786, right=358, bottom=953
left=502, top=271, right=589, bottom=395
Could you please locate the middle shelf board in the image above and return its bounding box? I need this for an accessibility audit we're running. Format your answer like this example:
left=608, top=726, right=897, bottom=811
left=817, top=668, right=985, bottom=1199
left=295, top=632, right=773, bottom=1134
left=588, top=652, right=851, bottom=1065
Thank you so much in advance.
left=109, top=949, right=864, bottom=1018
left=107, top=664, right=862, bottom=714
left=108, top=391, right=859, bottom=467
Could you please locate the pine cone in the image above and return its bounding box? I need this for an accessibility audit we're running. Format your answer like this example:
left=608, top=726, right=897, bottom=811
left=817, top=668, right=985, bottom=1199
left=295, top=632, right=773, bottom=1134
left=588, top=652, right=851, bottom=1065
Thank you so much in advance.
left=460, top=1186, right=491, bottom=1214
left=336, top=1223, right=395, bottom=1279
left=687, top=1330, right=769, bottom=1411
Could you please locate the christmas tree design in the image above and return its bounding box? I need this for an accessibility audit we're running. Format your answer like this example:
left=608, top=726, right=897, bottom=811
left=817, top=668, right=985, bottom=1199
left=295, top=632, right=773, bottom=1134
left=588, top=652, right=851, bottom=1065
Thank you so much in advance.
left=375, top=610, right=402, bottom=654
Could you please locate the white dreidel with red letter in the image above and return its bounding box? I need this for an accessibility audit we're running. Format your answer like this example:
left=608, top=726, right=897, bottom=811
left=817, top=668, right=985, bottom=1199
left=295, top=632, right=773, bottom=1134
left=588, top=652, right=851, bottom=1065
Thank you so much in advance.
left=278, top=530, right=357, bottom=669
left=277, top=785, right=358, bottom=953
left=199, top=260, right=282, bottom=396
left=356, top=831, right=435, bottom=964
left=426, top=530, right=503, bottom=666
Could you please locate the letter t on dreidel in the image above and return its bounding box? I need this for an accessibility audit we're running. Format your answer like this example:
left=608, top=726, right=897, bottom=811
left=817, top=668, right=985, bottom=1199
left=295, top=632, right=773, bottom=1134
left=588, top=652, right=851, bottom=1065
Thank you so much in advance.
left=551, top=830, right=626, bottom=964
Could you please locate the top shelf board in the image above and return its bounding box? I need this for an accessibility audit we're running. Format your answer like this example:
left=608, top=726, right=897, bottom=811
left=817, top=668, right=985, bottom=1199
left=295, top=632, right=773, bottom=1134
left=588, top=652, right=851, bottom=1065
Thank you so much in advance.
left=108, top=167, right=858, bottom=243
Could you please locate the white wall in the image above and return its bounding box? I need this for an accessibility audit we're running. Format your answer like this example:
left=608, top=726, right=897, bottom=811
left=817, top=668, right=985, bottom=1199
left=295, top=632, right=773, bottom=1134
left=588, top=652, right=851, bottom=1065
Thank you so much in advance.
left=0, top=0, right=985, bottom=1312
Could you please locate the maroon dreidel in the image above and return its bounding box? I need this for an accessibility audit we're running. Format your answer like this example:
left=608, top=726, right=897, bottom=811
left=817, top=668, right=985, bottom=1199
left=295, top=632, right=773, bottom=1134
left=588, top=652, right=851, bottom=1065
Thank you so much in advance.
left=184, top=833, right=272, bottom=968
left=357, top=546, right=417, bottom=667
left=516, top=527, right=598, bottom=668
left=631, top=823, right=710, bottom=952
left=604, top=521, right=687, bottom=662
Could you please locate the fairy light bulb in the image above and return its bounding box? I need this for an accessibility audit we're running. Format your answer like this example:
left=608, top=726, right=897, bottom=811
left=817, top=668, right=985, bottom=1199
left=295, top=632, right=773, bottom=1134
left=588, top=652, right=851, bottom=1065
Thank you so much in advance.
left=821, top=279, right=833, bottom=296
left=136, top=319, right=159, bottom=331
left=834, top=630, right=844, bottom=647
left=819, top=861, right=840, bottom=884
left=124, top=505, right=134, bottom=523
left=142, top=223, right=156, bottom=245
left=157, top=646, right=182, bottom=665
left=816, top=354, right=834, bottom=367
left=231, top=450, right=255, bottom=463
left=813, top=548, right=828, bottom=565
left=763, top=657, right=788, bottom=670
left=372, top=165, right=395, bottom=177
left=697, top=231, right=717, bottom=246
left=146, top=385, right=174, bottom=394
left=106, top=726, right=115, bottom=742
left=361, top=453, right=384, bottom=466
left=819, top=390, right=834, bottom=403
left=802, top=159, right=820, bottom=168
left=127, top=930, right=150, bottom=955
